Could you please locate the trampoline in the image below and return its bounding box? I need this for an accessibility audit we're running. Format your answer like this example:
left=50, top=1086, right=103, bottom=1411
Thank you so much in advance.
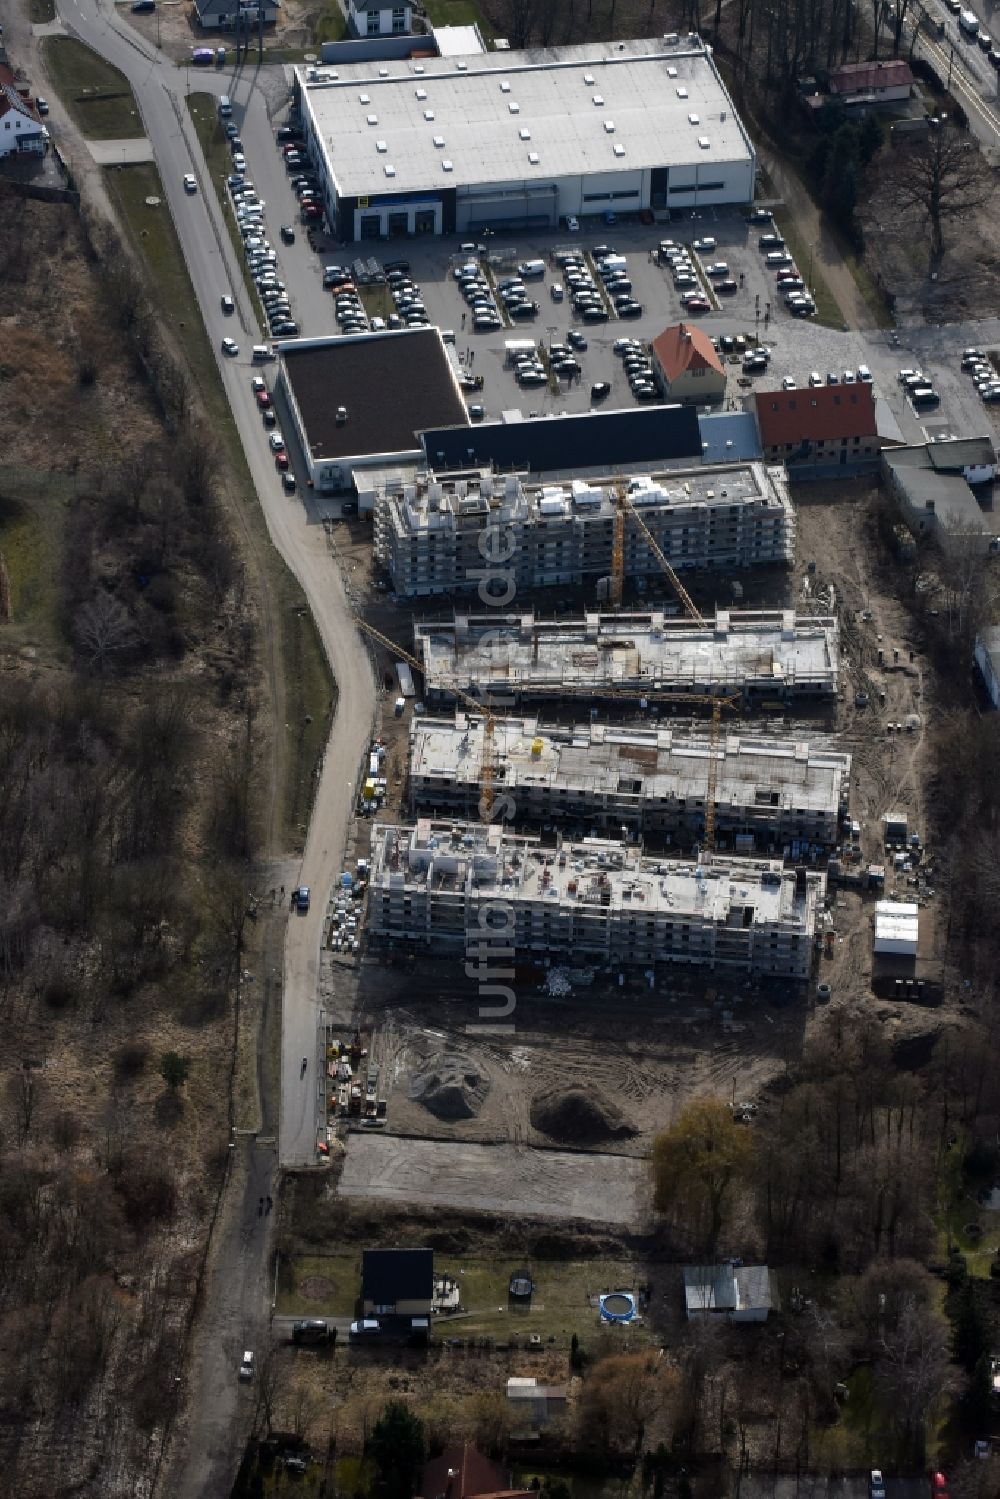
left=599, top=1291, right=638, bottom=1324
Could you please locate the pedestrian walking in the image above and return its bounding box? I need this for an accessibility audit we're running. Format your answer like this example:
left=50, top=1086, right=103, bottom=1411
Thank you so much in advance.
left=266, top=1195, right=274, bottom=1214
left=461, top=312, right=466, bottom=328
left=258, top=1197, right=264, bottom=1217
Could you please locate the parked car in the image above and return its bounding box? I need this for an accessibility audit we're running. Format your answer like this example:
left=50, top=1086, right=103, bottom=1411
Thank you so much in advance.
left=693, top=236, right=716, bottom=252
left=591, top=381, right=611, bottom=400
left=293, top=1319, right=330, bottom=1345
left=239, top=1351, right=254, bottom=1381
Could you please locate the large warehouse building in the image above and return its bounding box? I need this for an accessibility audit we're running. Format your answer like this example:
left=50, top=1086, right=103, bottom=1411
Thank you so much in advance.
left=414, top=610, right=841, bottom=703
left=275, top=329, right=468, bottom=492
left=372, top=462, right=795, bottom=597
left=409, top=714, right=851, bottom=850
left=292, top=34, right=756, bottom=240
left=366, top=821, right=825, bottom=979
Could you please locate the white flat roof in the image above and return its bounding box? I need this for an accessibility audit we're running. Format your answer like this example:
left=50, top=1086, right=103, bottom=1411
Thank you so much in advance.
left=415, top=610, right=840, bottom=698
left=411, top=714, right=850, bottom=818
left=432, top=24, right=485, bottom=56
left=297, top=36, right=753, bottom=199
left=874, top=899, right=919, bottom=953
left=372, top=819, right=821, bottom=931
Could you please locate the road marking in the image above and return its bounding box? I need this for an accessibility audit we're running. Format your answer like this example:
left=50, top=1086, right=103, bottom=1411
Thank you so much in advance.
left=914, top=25, right=1000, bottom=139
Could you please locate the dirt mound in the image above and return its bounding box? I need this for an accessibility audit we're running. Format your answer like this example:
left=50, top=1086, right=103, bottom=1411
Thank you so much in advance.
left=409, top=1051, right=491, bottom=1121
left=530, top=1087, right=637, bottom=1146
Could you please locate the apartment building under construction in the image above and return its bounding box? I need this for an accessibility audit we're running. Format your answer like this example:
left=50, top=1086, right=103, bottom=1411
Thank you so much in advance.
left=408, top=714, right=851, bottom=850
left=366, top=820, right=825, bottom=980
left=372, top=464, right=795, bottom=598
left=414, top=610, right=840, bottom=703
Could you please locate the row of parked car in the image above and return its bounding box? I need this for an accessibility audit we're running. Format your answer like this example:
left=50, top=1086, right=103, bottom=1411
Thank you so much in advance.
left=613, top=337, right=659, bottom=401
left=250, top=375, right=297, bottom=493
left=960, top=346, right=1000, bottom=403
left=896, top=367, right=940, bottom=408
left=658, top=240, right=712, bottom=313
left=386, top=265, right=433, bottom=330
left=455, top=261, right=507, bottom=331
left=276, top=125, right=323, bottom=228
left=227, top=170, right=301, bottom=340
left=756, top=226, right=817, bottom=318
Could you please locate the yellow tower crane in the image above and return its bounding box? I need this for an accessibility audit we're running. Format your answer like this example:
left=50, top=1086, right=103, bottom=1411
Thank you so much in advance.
left=606, top=486, right=745, bottom=853
left=355, top=616, right=502, bottom=822
left=521, top=680, right=740, bottom=857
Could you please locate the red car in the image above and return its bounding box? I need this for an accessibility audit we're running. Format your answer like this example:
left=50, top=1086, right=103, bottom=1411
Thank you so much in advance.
left=683, top=296, right=711, bottom=312
left=275, top=451, right=289, bottom=471
left=256, top=389, right=271, bottom=409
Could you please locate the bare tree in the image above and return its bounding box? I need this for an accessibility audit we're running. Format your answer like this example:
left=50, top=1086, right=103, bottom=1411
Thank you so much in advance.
left=73, top=592, right=139, bottom=673
left=888, top=125, right=991, bottom=266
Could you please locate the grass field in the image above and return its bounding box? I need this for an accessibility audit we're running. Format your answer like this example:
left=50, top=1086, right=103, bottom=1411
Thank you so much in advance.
left=104, top=161, right=333, bottom=850
left=42, top=37, right=144, bottom=140
left=0, top=473, right=76, bottom=650
left=278, top=1251, right=361, bottom=1317
left=278, top=1252, right=650, bottom=1344
left=187, top=95, right=265, bottom=330
left=312, top=9, right=350, bottom=43
left=423, top=0, right=494, bottom=42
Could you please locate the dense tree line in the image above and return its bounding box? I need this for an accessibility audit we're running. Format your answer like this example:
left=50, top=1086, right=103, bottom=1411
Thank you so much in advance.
left=0, top=190, right=260, bottom=1493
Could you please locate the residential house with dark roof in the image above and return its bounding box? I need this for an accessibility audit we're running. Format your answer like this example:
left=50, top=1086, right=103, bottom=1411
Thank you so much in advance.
left=883, top=437, right=998, bottom=554
left=0, top=65, right=46, bottom=158
left=362, top=1248, right=434, bottom=1318
left=684, top=1263, right=778, bottom=1322
left=751, top=382, right=879, bottom=478
left=828, top=59, right=913, bottom=109
left=419, top=1444, right=532, bottom=1499
left=651, top=322, right=727, bottom=406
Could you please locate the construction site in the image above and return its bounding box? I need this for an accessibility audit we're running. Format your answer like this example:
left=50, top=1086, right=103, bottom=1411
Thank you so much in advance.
left=308, top=467, right=941, bottom=1221
left=408, top=713, right=852, bottom=850
left=367, top=819, right=825, bottom=980
left=371, top=463, right=795, bottom=599
left=413, top=609, right=841, bottom=702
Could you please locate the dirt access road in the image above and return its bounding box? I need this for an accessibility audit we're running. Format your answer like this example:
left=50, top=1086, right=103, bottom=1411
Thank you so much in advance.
left=338, top=1134, right=651, bottom=1225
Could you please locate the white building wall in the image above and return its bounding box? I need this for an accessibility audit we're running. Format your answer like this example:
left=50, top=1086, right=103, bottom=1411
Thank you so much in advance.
left=974, top=633, right=1000, bottom=709
left=0, top=108, right=44, bottom=158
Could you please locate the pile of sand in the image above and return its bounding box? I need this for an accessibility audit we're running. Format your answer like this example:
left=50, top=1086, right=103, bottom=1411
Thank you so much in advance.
left=530, top=1087, right=637, bottom=1146
left=408, top=1051, right=491, bottom=1121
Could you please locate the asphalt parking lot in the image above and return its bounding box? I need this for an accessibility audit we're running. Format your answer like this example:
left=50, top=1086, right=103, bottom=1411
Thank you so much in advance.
left=229, top=99, right=1000, bottom=452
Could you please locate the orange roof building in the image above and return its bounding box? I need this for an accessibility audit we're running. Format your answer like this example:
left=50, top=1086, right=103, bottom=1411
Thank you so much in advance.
left=650, top=322, right=726, bottom=405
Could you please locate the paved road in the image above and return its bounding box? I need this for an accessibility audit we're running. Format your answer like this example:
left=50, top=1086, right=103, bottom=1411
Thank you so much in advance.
left=53, top=0, right=376, bottom=1152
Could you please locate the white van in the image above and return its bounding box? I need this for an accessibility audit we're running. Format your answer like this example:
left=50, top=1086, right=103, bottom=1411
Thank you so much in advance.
left=251, top=344, right=275, bottom=363
left=959, top=9, right=979, bottom=34
left=218, top=94, right=233, bottom=118
left=516, top=259, right=545, bottom=278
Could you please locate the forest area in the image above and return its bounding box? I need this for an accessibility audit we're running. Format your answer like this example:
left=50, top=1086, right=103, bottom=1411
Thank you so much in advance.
left=0, top=181, right=264, bottom=1494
